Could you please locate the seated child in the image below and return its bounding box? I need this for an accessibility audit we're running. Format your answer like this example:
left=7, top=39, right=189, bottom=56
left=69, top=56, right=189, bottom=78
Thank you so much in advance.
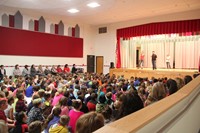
left=0, top=97, right=8, bottom=133
left=49, top=115, right=70, bottom=133
left=28, top=120, right=43, bottom=133
left=12, top=111, right=28, bottom=133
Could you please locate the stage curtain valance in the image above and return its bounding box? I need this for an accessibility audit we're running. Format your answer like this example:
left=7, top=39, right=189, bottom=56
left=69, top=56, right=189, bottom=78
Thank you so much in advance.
left=117, top=19, right=200, bottom=38
left=116, top=19, right=200, bottom=68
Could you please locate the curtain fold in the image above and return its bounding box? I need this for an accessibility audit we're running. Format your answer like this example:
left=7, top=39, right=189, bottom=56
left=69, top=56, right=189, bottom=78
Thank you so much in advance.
left=120, top=35, right=200, bottom=69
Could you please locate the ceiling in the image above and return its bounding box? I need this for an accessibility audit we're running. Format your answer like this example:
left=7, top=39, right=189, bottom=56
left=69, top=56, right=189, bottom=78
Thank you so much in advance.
left=0, top=0, right=200, bottom=26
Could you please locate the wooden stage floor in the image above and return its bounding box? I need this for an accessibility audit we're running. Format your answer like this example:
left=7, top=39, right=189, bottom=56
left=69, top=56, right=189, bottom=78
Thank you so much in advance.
left=110, top=68, right=199, bottom=79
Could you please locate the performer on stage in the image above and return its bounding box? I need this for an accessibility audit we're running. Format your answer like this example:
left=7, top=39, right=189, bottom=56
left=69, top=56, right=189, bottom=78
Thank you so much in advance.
left=140, top=51, right=145, bottom=69
left=166, top=54, right=171, bottom=69
left=151, top=51, right=157, bottom=70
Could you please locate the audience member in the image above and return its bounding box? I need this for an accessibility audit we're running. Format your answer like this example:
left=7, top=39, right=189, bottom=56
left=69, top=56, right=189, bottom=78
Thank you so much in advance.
left=76, top=112, right=104, bottom=133
left=28, top=120, right=43, bottom=133
left=44, top=107, right=61, bottom=133
left=49, top=115, right=70, bottom=133
left=69, top=99, right=84, bottom=133
left=12, top=111, right=28, bottom=133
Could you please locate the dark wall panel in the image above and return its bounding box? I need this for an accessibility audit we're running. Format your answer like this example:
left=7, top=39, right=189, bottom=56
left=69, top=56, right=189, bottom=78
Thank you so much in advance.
left=72, top=27, right=75, bottom=37
left=55, top=24, right=58, bottom=34
left=9, top=15, right=14, bottom=27
left=0, top=26, right=83, bottom=57
left=34, top=20, right=39, bottom=31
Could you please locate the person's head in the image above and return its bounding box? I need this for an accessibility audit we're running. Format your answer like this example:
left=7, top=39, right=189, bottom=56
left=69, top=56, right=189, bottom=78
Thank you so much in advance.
left=52, top=107, right=61, bottom=117
left=73, top=64, right=75, bottom=67
left=17, top=93, right=24, bottom=100
left=193, top=73, right=200, bottom=78
left=28, top=121, right=43, bottom=133
left=117, top=92, right=143, bottom=119
left=58, top=96, right=68, bottom=106
left=7, top=95, right=14, bottom=105
left=33, top=86, right=40, bottom=92
left=152, top=51, right=155, bottom=54
left=64, top=64, right=68, bottom=67
left=98, top=95, right=106, bottom=104
left=72, top=99, right=82, bottom=110
left=44, top=92, right=51, bottom=101
left=90, top=93, right=97, bottom=101
left=32, top=98, right=42, bottom=107
left=0, top=65, right=4, bottom=69
left=31, top=94, right=40, bottom=102
left=15, top=111, right=27, bottom=123
left=175, top=77, right=184, bottom=90
left=15, top=64, right=19, bottom=69
left=0, top=97, right=8, bottom=110
left=151, top=82, right=166, bottom=100
left=76, top=112, right=104, bottom=133
left=59, top=115, right=70, bottom=126
left=166, top=79, right=178, bottom=95
left=38, top=89, right=45, bottom=98
left=31, top=64, right=35, bottom=68
left=106, top=92, right=112, bottom=100
left=24, top=65, right=28, bottom=69
left=44, top=107, right=61, bottom=128
left=38, top=65, right=42, bottom=68
left=184, top=75, right=193, bottom=85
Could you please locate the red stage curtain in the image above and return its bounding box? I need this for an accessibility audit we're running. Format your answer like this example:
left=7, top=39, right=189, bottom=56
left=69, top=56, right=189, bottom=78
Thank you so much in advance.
left=116, top=19, right=200, bottom=68
left=117, top=19, right=200, bottom=38
left=116, top=37, right=121, bottom=68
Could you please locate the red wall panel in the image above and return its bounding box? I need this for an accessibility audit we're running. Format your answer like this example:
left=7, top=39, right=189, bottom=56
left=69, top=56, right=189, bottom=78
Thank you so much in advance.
left=0, top=26, right=83, bottom=57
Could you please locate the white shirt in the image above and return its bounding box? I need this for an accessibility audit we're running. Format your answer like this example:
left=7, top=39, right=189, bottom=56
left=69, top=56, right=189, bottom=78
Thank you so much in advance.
left=166, top=56, right=170, bottom=62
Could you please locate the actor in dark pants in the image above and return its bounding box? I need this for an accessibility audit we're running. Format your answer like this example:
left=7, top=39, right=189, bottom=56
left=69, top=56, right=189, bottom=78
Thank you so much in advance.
left=151, top=51, right=157, bottom=70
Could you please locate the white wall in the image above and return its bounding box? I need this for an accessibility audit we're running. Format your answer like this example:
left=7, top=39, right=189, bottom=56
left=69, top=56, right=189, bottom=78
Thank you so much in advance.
left=1, top=9, right=200, bottom=75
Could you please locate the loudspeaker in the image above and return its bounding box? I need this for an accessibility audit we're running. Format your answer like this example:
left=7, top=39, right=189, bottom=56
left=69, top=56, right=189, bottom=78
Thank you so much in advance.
left=110, top=62, right=115, bottom=68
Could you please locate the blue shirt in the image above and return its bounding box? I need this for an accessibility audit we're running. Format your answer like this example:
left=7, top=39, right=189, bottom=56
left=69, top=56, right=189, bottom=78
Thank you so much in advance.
left=45, top=116, right=60, bottom=133
left=25, top=86, right=33, bottom=97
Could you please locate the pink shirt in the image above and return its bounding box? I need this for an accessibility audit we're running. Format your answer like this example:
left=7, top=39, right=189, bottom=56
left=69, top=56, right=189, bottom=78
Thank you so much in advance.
left=51, top=94, right=63, bottom=106
left=60, top=106, right=69, bottom=116
left=68, top=109, right=84, bottom=133
left=140, top=54, right=144, bottom=60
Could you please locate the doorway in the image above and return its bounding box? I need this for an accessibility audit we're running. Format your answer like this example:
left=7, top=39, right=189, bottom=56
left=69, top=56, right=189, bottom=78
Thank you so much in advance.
left=96, top=56, right=103, bottom=74
left=87, top=55, right=95, bottom=73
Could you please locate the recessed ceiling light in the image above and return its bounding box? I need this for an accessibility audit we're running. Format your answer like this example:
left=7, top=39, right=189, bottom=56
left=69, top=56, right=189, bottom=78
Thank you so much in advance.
left=68, top=8, right=79, bottom=13
left=87, top=2, right=100, bottom=8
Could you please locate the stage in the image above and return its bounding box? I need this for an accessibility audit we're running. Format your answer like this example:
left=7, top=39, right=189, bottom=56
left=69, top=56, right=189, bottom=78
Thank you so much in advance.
left=109, top=68, right=198, bottom=79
